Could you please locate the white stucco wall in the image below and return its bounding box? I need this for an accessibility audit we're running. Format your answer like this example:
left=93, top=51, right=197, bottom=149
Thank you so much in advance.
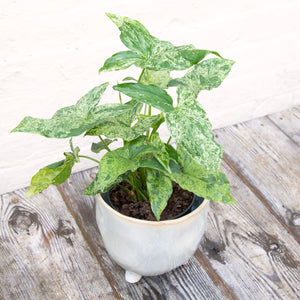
left=1, top=0, right=300, bottom=194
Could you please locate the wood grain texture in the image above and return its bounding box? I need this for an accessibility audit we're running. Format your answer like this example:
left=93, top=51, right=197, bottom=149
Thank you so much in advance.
left=58, top=168, right=236, bottom=300
left=199, top=162, right=300, bottom=300
left=0, top=187, right=115, bottom=300
left=214, top=116, right=300, bottom=239
left=268, top=105, right=300, bottom=146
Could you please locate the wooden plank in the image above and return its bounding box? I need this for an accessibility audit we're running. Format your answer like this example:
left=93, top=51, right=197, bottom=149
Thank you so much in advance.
left=58, top=168, right=237, bottom=300
left=268, top=106, right=300, bottom=146
left=214, top=117, right=300, bottom=239
left=0, top=186, right=115, bottom=300
left=199, top=162, right=300, bottom=299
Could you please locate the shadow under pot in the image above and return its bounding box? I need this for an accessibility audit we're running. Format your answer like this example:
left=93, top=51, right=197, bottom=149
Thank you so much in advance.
left=95, top=191, right=208, bottom=283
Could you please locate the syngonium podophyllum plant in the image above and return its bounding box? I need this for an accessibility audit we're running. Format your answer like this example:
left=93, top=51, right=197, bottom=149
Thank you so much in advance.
left=12, top=13, right=236, bottom=220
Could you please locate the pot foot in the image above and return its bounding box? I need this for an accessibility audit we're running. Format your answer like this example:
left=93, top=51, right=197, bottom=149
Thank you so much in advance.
left=125, top=270, right=142, bottom=283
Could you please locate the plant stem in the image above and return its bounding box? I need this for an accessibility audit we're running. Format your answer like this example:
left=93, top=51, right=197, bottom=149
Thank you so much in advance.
left=166, top=136, right=172, bottom=145
left=137, top=68, right=145, bottom=83
left=99, top=136, right=112, bottom=152
left=78, top=155, right=100, bottom=164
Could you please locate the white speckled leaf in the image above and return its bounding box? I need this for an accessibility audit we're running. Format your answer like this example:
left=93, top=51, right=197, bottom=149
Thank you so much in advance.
left=25, top=153, right=75, bottom=197
left=146, top=169, right=173, bottom=221
left=170, top=147, right=235, bottom=204
left=12, top=83, right=130, bottom=138
left=87, top=114, right=160, bottom=141
left=85, top=100, right=145, bottom=140
left=102, top=13, right=219, bottom=71
left=84, top=137, right=163, bottom=195
left=84, top=148, right=139, bottom=194
left=113, top=83, right=174, bottom=113
left=165, top=101, right=223, bottom=172
left=171, top=58, right=235, bottom=104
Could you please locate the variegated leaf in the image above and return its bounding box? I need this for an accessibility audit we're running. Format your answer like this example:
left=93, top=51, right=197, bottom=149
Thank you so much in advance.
left=25, top=153, right=75, bottom=197
left=102, top=13, right=220, bottom=72
left=146, top=169, right=173, bottom=221
left=12, top=83, right=130, bottom=138
left=166, top=101, right=223, bottom=172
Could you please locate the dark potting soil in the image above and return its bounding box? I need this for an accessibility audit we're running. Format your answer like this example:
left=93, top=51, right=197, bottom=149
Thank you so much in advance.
left=109, top=181, right=194, bottom=221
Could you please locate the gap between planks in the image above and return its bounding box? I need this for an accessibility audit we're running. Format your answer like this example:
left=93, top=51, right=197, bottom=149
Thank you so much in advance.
left=56, top=184, right=123, bottom=300
left=222, top=154, right=300, bottom=245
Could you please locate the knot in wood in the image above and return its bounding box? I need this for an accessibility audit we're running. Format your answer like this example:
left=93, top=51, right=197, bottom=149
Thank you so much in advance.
left=291, top=212, right=300, bottom=226
left=269, top=243, right=279, bottom=251
left=57, top=219, right=75, bottom=246
left=8, top=207, right=39, bottom=235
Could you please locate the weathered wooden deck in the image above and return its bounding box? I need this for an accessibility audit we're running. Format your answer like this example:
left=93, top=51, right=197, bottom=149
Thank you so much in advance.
left=1, top=106, right=300, bottom=299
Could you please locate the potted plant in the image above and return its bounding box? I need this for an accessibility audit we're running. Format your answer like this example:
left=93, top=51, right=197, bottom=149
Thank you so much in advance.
left=12, top=13, right=235, bottom=283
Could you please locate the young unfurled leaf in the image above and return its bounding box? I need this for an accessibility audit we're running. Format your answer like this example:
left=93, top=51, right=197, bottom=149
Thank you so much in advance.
left=166, top=101, right=223, bottom=172
left=11, top=83, right=130, bottom=138
left=25, top=153, right=75, bottom=197
left=146, top=169, right=173, bottom=221
left=91, top=138, right=117, bottom=153
left=113, top=83, right=174, bottom=113
left=101, top=13, right=220, bottom=72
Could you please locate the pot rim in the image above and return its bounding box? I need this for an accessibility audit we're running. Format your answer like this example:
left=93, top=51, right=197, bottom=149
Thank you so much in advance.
left=96, top=194, right=209, bottom=226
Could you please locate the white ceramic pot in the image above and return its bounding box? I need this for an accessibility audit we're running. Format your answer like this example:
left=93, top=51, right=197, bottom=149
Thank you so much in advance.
left=95, top=194, right=209, bottom=283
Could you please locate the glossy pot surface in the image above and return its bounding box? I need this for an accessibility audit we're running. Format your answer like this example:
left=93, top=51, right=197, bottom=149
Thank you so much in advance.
left=95, top=193, right=209, bottom=278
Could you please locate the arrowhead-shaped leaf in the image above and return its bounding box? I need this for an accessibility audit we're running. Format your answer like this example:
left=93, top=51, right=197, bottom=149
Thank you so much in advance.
left=113, top=83, right=174, bottom=113
left=11, top=83, right=130, bottom=138
left=171, top=147, right=235, bottom=204
left=170, top=58, right=235, bottom=104
left=101, top=13, right=220, bottom=72
left=25, top=153, right=75, bottom=197
left=146, top=169, right=173, bottom=221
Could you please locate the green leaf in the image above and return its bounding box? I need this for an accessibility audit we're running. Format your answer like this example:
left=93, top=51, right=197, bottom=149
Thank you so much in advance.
left=87, top=114, right=160, bottom=141
left=171, top=147, right=235, bottom=204
left=123, top=76, right=137, bottom=82
left=166, top=101, right=223, bottom=172
left=146, top=169, right=173, bottom=221
left=171, top=58, right=235, bottom=104
left=91, top=138, right=117, bottom=153
left=84, top=137, right=160, bottom=195
left=99, top=51, right=143, bottom=73
left=150, top=133, right=170, bottom=171
left=86, top=100, right=160, bottom=141
left=106, top=13, right=155, bottom=58
left=140, top=70, right=172, bottom=89
left=25, top=153, right=75, bottom=197
left=84, top=148, right=139, bottom=195
left=11, top=83, right=130, bottom=138
left=113, top=83, right=174, bottom=113
left=140, top=157, right=168, bottom=174
left=103, top=13, right=220, bottom=72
